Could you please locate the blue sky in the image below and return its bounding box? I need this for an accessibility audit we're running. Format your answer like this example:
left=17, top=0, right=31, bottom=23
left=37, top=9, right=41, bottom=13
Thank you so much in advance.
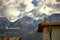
left=32, top=0, right=40, bottom=6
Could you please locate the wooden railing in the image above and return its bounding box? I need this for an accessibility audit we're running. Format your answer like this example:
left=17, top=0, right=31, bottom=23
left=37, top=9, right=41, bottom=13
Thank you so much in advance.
left=0, top=37, right=21, bottom=40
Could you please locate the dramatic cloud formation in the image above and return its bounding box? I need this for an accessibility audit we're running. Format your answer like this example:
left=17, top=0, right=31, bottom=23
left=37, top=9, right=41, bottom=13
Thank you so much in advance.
left=38, top=0, right=60, bottom=15
left=0, top=0, right=60, bottom=22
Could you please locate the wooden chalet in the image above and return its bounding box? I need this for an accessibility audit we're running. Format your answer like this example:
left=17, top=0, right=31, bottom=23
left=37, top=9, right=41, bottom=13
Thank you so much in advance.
left=38, top=22, right=60, bottom=40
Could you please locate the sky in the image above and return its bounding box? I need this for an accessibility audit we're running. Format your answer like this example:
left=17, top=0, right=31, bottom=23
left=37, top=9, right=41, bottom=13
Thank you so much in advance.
left=0, top=0, right=60, bottom=22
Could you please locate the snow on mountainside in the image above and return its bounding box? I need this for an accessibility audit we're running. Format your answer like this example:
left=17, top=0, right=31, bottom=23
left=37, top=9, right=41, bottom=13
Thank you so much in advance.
left=0, top=16, right=43, bottom=40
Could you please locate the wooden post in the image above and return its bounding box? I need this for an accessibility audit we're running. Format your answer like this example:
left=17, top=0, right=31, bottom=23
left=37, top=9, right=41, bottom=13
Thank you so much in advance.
left=4, top=37, right=6, bottom=40
left=38, top=22, right=60, bottom=40
left=43, top=27, right=50, bottom=40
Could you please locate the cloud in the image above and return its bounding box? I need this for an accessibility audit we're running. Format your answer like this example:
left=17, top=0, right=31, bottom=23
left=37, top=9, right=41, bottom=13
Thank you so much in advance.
left=25, top=3, right=34, bottom=12
left=0, top=0, right=21, bottom=22
left=24, top=0, right=33, bottom=4
left=24, top=0, right=34, bottom=12
left=46, top=0, right=60, bottom=13
left=38, top=0, right=60, bottom=16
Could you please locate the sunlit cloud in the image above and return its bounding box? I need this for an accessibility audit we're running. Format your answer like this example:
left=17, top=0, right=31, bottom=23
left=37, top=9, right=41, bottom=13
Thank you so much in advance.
left=38, top=0, right=60, bottom=16
left=0, top=0, right=60, bottom=22
left=24, top=0, right=33, bottom=4
left=25, top=3, right=34, bottom=12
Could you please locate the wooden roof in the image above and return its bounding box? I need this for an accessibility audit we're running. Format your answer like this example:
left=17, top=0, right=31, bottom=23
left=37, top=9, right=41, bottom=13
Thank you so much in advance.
left=38, top=22, right=60, bottom=32
left=40, top=22, right=60, bottom=26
